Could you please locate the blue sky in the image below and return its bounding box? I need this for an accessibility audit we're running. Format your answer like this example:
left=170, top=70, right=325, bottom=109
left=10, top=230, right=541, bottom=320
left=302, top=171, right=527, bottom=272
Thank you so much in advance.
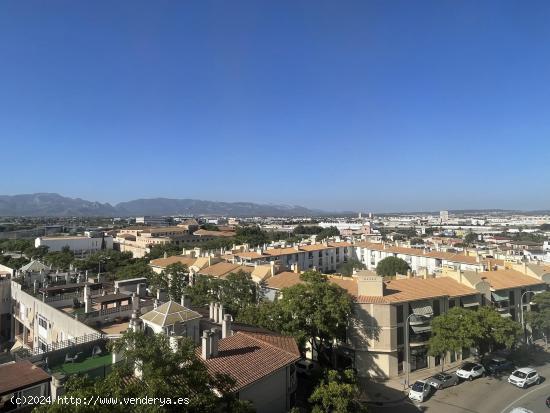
left=1, top=1, right=550, bottom=212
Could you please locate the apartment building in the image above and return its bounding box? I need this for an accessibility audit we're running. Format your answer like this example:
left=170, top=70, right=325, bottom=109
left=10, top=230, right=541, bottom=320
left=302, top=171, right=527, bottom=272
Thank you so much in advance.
left=231, top=241, right=353, bottom=273
left=115, top=224, right=223, bottom=258
left=354, top=241, right=494, bottom=274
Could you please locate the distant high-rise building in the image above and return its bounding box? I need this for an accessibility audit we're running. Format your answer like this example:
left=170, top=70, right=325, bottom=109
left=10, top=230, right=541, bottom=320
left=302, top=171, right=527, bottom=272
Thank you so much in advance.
left=440, top=210, right=449, bottom=223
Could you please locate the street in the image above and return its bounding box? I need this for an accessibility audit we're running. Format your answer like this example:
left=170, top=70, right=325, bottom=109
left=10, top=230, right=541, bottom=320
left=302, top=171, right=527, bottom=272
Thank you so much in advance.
left=371, top=357, right=550, bottom=413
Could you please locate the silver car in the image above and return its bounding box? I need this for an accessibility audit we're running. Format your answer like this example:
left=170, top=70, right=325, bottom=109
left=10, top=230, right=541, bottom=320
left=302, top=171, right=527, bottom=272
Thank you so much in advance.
left=427, top=372, right=459, bottom=389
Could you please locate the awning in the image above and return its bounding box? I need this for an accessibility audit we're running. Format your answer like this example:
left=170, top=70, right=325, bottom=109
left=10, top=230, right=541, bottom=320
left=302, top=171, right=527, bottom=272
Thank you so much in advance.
left=411, top=324, right=432, bottom=334
left=461, top=295, right=479, bottom=308
left=491, top=292, right=508, bottom=302
left=410, top=301, right=433, bottom=316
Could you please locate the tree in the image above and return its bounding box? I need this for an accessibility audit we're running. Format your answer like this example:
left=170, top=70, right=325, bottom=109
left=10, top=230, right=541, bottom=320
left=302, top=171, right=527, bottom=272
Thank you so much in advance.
left=165, top=263, right=189, bottom=302
left=336, top=258, right=366, bottom=276
left=429, top=306, right=521, bottom=358
left=468, top=307, right=521, bottom=353
left=116, top=260, right=154, bottom=280
left=44, top=246, right=74, bottom=270
left=428, top=307, right=475, bottom=370
left=185, top=271, right=260, bottom=317
left=375, top=257, right=410, bottom=277
left=235, top=226, right=268, bottom=247
left=463, top=231, right=478, bottom=246
left=258, top=271, right=353, bottom=365
left=526, top=291, right=550, bottom=349
left=36, top=330, right=247, bottom=413
left=309, top=369, right=366, bottom=413
left=200, top=223, right=219, bottom=231
left=315, top=226, right=340, bottom=241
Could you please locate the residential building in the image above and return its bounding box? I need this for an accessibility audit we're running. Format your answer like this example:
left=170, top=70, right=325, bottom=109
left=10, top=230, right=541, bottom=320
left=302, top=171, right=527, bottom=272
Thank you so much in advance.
left=0, top=361, right=51, bottom=411
left=35, top=233, right=113, bottom=256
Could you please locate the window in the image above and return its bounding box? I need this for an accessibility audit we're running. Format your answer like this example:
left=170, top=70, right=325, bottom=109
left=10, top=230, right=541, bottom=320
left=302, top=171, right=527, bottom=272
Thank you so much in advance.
left=397, top=327, right=404, bottom=345
left=509, top=291, right=515, bottom=305
left=433, top=300, right=440, bottom=316
left=396, top=305, right=404, bottom=323
left=449, top=300, right=455, bottom=309
left=38, top=316, right=48, bottom=329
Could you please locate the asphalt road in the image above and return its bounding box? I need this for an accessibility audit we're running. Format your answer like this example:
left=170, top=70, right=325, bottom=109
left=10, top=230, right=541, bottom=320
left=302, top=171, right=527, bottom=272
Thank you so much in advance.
left=371, top=360, right=550, bottom=413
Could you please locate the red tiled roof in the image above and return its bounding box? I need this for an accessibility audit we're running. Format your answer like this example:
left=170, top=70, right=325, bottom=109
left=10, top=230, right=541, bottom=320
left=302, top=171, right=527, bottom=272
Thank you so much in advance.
left=199, top=332, right=300, bottom=392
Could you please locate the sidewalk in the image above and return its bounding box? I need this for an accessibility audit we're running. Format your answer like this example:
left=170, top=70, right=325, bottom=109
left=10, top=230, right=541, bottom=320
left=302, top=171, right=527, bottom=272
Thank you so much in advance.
left=359, top=359, right=467, bottom=405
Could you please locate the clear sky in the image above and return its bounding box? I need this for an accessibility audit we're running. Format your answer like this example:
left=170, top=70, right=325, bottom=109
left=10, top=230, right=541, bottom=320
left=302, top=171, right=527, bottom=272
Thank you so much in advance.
left=1, top=0, right=550, bottom=212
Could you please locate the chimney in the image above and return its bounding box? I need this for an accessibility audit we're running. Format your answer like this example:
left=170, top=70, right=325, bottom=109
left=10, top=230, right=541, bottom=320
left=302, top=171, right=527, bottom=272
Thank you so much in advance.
left=270, top=261, right=275, bottom=276
left=201, top=330, right=212, bottom=360
left=222, top=314, right=233, bottom=338
left=294, top=245, right=300, bottom=251
left=209, top=302, right=215, bottom=320
left=132, top=292, right=140, bottom=312
left=357, top=272, right=384, bottom=297
left=129, top=311, right=142, bottom=332
left=84, top=285, right=92, bottom=313
left=218, top=303, right=224, bottom=324
left=406, top=270, right=412, bottom=279
left=210, top=328, right=219, bottom=357
left=213, top=303, right=219, bottom=323
left=114, top=286, right=119, bottom=294
left=522, top=262, right=527, bottom=274
left=163, top=251, right=168, bottom=259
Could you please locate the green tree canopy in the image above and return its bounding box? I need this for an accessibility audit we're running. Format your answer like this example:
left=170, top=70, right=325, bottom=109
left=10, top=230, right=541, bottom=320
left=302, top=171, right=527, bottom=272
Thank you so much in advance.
left=429, top=306, right=522, bottom=357
left=239, top=271, right=353, bottom=365
left=185, top=271, right=260, bottom=317
left=336, top=258, right=366, bottom=276
left=309, top=369, right=367, bottom=413
left=375, top=256, right=410, bottom=277
left=463, top=231, right=478, bottom=246
left=36, top=330, right=247, bottom=413
left=526, top=291, right=550, bottom=349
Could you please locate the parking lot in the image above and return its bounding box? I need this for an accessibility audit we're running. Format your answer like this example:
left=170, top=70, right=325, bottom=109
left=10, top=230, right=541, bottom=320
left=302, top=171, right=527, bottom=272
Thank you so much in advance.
left=370, top=356, right=550, bottom=413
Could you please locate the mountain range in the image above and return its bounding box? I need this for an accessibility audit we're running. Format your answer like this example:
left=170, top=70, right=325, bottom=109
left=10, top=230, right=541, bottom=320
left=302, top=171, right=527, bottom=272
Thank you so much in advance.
left=0, top=193, right=322, bottom=217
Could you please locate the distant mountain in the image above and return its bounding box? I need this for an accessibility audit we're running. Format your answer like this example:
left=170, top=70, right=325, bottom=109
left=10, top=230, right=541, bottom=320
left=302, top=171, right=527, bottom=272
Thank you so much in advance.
left=0, top=193, right=322, bottom=217
left=0, top=193, right=118, bottom=217
left=116, top=198, right=321, bottom=217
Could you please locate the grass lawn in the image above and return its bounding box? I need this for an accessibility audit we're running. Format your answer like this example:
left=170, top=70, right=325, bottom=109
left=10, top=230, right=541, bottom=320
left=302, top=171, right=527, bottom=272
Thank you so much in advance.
left=52, top=353, right=112, bottom=374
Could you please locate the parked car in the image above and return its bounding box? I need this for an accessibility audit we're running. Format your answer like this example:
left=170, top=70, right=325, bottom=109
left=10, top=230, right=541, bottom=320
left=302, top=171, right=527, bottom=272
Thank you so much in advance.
left=484, top=357, right=514, bottom=375
left=408, top=380, right=431, bottom=402
left=456, top=362, right=485, bottom=381
left=508, top=368, right=541, bottom=388
left=296, top=359, right=317, bottom=376
left=509, top=408, right=534, bottom=413
left=427, top=372, right=459, bottom=389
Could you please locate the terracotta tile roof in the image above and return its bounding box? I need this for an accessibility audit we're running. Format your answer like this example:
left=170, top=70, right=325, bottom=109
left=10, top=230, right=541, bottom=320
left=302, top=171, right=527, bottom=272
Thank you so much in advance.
left=356, top=277, right=479, bottom=304
left=480, top=269, right=546, bottom=290
left=264, top=247, right=302, bottom=257
left=199, top=332, right=300, bottom=392
left=197, top=262, right=254, bottom=278
left=193, top=229, right=236, bottom=237
left=328, top=276, right=358, bottom=296
left=265, top=272, right=303, bottom=289
left=149, top=256, right=196, bottom=268
left=0, top=361, right=51, bottom=396
left=234, top=251, right=269, bottom=259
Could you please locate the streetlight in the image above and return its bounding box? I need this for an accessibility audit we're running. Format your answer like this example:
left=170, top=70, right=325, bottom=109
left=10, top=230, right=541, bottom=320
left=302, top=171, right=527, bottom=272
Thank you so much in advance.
left=405, top=312, right=432, bottom=387
left=520, top=290, right=540, bottom=344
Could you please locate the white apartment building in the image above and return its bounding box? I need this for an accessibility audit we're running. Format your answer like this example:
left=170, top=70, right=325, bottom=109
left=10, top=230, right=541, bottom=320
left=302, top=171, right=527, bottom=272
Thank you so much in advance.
left=354, top=241, right=489, bottom=274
